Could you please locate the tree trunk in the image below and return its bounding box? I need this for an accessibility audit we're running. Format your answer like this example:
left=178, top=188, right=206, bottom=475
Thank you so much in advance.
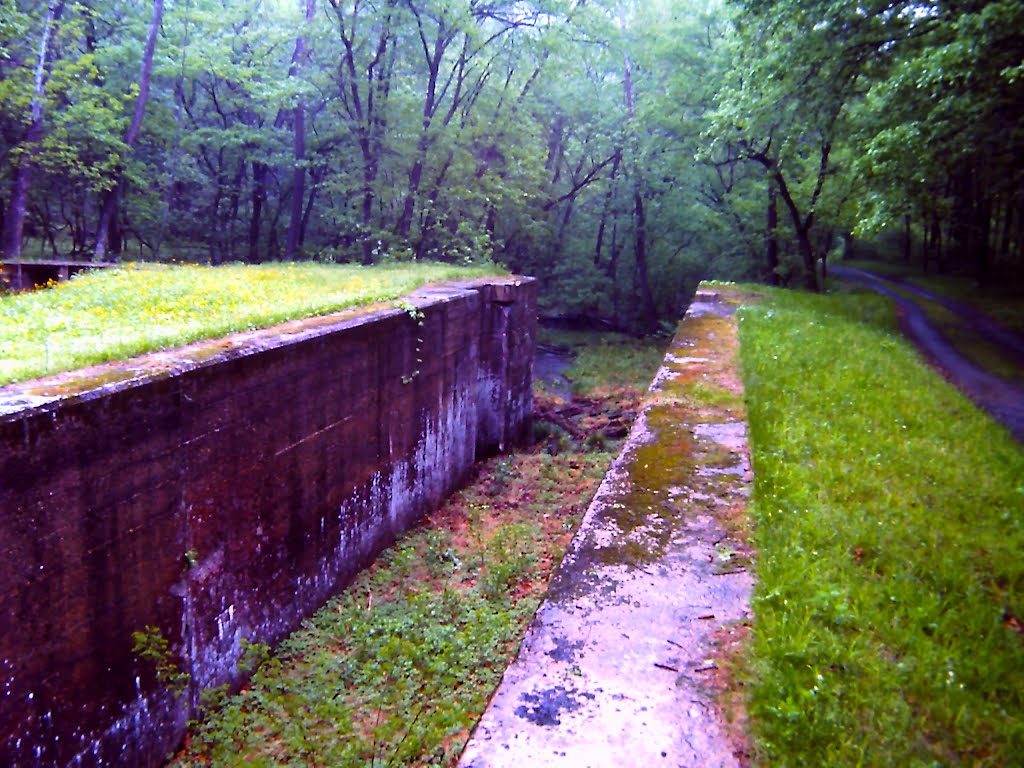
left=998, top=199, right=1013, bottom=262
left=207, top=186, right=223, bottom=264
left=300, top=165, right=327, bottom=248
left=226, top=160, right=246, bottom=261
left=765, top=176, right=779, bottom=285
left=751, top=140, right=830, bottom=291
left=975, top=191, right=992, bottom=286
left=248, top=162, right=267, bottom=263
left=632, top=187, right=657, bottom=329
left=284, top=0, right=316, bottom=261
left=594, top=150, right=621, bottom=267
left=930, top=215, right=943, bottom=272
left=397, top=10, right=460, bottom=242
left=609, top=221, right=620, bottom=316
left=796, top=228, right=817, bottom=291
left=332, top=1, right=396, bottom=263
left=397, top=155, right=426, bottom=240
left=2, top=119, right=45, bottom=261
left=284, top=96, right=306, bottom=260
left=94, top=0, right=164, bottom=261
left=903, top=213, right=912, bottom=263
left=623, top=52, right=657, bottom=330
left=2, top=1, right=67, bottom=261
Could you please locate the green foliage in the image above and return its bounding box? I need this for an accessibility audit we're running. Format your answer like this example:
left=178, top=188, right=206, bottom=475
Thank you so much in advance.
left=132, top=625, right=190, bottom=697
left=1, top=0, right=742, bottom=328
left=0, top=261, right=499, bottom=385
left=737, top=287, right=1024, bottom=765
left=481, top=523, right=540, bottom=600
left=854, top=0, right=1024, bottom=228
left=709, top=0, right=1024, bottom=286
left=565, top=335, right=667, bottom=396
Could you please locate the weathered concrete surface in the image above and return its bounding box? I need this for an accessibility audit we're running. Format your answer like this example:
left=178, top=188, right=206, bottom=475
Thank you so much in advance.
left=0, top=276, right=534, bottom=768
left=459, top=285, right=753, bottom=768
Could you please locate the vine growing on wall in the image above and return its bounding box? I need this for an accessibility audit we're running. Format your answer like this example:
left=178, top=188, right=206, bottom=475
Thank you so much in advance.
left=396, top=301, right=425, bottom=385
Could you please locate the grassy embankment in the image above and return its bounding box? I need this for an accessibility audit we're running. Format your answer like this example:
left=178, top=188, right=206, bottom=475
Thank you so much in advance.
left=168, top=331, right=666, bottom=767
left=0, top=261, right=500, bottom=386
left=737, top=286, right=1023, bottom=765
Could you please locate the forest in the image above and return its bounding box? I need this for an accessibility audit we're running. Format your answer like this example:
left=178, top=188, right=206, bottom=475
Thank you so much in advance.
left=2, top=0, right=1022, bottom=330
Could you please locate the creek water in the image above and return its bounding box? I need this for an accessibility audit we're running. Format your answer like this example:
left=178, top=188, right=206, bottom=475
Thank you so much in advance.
left=533, top=345, right=574, bottom=399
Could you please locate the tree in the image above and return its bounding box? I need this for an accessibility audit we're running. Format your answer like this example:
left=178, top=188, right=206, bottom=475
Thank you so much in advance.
left=92, top=0, right=164, bottom=261
left=1, top=0, right=67, bottom=261
left=853, top=0, right=1024, bottom=282
left=709, top=0, right=926, bottom=289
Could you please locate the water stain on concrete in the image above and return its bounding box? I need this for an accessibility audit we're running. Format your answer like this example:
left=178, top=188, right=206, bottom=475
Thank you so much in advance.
left=514, top=686, right=596, bottom=727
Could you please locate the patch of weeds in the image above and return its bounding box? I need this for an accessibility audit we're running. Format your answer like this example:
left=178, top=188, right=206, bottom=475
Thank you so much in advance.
left=422, top=528, right=460, bottom=579
left=482, top=523, right=541, bottom=599
left=487, top=457, right=516, bottom=496
left=688, top=380, right=745, bottom=412
left=565, top=336, right=666, bottom=397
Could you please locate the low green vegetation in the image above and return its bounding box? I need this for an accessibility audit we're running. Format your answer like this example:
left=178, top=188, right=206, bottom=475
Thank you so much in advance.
left=172, top=452, right=609, bottom=768
left=538, top=328, right=668, bottom=397
left=0, top=261, right=499, bottom=385
left=832, top=261, right=1024, bottom=383
left=906, top=276, right=1024, bottom=338
left=737, top=288, right=1024, bottom=765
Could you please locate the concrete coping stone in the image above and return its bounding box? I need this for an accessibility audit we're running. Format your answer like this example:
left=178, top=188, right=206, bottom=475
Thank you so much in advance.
left=458, top=283, right=754, bottom=768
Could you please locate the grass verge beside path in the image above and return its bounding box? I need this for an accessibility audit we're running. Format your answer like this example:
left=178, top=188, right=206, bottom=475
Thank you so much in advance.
left=0, top=261, right=500, bottom=386
left=736, top=287, right=1024, bottom=766
left=168, top=332, right=667, bottom=767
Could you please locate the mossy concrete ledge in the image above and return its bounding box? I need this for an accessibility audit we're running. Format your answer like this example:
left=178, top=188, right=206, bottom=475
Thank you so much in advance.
left=459, top=283, right=754, bottom=767
left=0, top=276, right=535, bottom=768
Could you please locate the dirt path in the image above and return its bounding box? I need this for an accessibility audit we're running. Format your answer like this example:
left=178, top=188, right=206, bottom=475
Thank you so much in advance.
left=831, top=265, right=1024, bottom=442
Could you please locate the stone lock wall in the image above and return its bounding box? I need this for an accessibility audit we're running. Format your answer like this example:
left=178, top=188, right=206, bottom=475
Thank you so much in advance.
left=0, top=277, right=535, bottom=767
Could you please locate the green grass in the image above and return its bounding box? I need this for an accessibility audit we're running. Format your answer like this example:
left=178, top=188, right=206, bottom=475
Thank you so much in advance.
left=557, top=333, right=667, bottom=396
left=833, top=275, right=1023, bottom=384
left=0, top=261, right=501, bottom=385
left=736, top=287, right=1024, bottom=766
left=909, top=298, right=1024, bottom=384
left=906, top=274, right=1024, bottom=338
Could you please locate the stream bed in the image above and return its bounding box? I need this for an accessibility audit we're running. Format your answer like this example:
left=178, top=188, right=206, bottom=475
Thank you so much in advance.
left=533, top=345, right=574, bottom=399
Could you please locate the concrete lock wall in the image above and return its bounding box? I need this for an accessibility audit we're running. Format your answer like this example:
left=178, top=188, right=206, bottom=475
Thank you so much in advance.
left=0, top=277, right=535, bottom=767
